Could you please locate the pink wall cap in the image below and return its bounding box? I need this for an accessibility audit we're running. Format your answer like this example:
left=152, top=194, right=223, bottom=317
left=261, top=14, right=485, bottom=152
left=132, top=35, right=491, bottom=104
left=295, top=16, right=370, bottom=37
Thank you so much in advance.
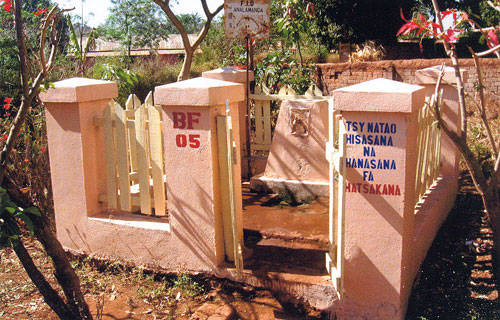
left=154, top=77, right=245, bottom=107
left=333, top=78, right=425, bottom=113
left=39, top=77, right=118, bottom=103
left=415, top=65, right=467, bottom=85
left=202, top=67, right=255, bottom=83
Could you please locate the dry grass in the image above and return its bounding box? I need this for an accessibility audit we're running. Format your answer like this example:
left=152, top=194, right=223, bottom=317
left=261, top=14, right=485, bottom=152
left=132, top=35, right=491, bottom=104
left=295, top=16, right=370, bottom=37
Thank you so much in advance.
left=349, top=41, right=385, bottom=62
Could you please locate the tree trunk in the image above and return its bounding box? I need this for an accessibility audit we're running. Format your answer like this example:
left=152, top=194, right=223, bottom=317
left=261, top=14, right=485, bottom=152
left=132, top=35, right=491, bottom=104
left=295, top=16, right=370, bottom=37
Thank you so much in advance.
left=178, top=48, right=194, bottom=81
left=12, top=238, right=74, bottom=319
left=33, top=214, right=93, bottom=320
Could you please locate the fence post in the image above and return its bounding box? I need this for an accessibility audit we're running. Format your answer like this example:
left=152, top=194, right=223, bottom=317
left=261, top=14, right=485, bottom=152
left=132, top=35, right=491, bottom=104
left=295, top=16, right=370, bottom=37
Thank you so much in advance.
left=333, top=78, right=425, bottom=319
left=154, top=77, right=245, bottom=267
left=415, top=65, right=465, bottom=177
left=202, top=67, right=254, bottom=179
left=40, top=78, right=118, bottom=248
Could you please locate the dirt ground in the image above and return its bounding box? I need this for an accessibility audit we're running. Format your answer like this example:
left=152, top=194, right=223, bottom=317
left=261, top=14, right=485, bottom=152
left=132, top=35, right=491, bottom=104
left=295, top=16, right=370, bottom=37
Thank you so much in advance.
left=1, top=174, right=499, bottom=319
left=0, top=238, right=325, bottom=320
left=406, top=174, right=500, bottom=320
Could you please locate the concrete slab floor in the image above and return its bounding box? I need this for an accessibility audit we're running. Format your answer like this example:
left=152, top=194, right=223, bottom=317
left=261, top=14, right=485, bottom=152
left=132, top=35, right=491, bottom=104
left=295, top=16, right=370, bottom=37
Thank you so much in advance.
left=241, top=182, right=329, bottom=276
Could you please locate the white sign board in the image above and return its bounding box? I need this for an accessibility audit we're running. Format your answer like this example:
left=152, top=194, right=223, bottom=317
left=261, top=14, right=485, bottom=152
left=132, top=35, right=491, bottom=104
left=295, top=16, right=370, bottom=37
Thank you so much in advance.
left=224, top=0, right=270, bottom=39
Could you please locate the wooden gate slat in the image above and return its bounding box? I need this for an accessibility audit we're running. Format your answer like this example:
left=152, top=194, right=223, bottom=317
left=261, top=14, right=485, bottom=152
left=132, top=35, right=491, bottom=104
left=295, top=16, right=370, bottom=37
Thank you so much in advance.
left=148, top=105, right=166, bottom=216
left=113, top=101, right=132, bottom=211
left=126, top=94, right=140, bottom=176
left=135, top=105, right=152, bottom=215
left=103, top=103, right=118, bottom=209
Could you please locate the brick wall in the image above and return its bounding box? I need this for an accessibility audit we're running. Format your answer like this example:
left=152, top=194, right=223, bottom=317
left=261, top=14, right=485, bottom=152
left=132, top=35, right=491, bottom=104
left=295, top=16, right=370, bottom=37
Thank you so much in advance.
left=316, top=58, right=500, bottom=100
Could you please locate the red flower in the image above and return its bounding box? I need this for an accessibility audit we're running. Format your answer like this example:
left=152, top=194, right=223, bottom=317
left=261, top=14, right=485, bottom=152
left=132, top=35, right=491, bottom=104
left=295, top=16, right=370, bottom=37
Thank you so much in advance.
left=34, top=8, right=47, bottom=15
left=486, top=29, right=500, bottom=49
left=397, top=9, right=424, bottom=37
left=4, top=97, right=12, bottom=103
left=40, top=146, right=46, bottom=153
left=3, top=104, right=10, bottom=110
left=3, top=0, right=11, bottom=12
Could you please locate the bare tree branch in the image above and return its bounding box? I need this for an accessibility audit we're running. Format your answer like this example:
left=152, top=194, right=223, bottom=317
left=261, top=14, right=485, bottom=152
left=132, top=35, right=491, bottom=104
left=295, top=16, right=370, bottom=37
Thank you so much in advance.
left=431, top=0, right=468, bottom=143
left=468, top=47, right=499, bottom=159
left=153, top=0, right=223, bottom=80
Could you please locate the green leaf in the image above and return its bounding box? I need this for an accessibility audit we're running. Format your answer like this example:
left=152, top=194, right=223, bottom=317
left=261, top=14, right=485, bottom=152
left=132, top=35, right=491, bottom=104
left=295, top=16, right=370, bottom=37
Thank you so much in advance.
left=67, top=16, right=83, bottom=61
left=23, top=207, right=41, bottom=217
left=15, top=212, right=35, bottom=235
left=5, top=206, right=16, bottom=214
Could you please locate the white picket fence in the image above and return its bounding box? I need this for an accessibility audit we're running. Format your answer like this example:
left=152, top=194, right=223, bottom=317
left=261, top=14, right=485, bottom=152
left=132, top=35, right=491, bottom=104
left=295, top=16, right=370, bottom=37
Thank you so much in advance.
left=97, top=93, right=166, bottom=216
left=415, top=101, right=442, bottom=204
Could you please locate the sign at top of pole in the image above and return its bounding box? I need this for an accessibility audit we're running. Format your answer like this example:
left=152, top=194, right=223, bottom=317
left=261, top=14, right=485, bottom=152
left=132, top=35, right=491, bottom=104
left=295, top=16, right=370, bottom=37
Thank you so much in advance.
left=224, top=0, right=270, bottom=39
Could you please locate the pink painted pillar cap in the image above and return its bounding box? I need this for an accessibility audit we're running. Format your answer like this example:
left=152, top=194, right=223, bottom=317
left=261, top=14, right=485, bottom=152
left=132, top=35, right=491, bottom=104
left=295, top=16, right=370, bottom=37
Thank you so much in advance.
left=333, top=78, right=425, bottom=113
left=415, top=65, right=468, bottom=84
left=202, top=67, right=254, bottom=83
left=154, top=77, right=245, bottom=106
left=40, top=77, right=118, bottom=103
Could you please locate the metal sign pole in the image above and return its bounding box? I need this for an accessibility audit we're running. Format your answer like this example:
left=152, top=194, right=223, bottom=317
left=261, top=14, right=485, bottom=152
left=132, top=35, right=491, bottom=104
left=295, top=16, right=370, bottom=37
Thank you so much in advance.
left=245, top=36, right=252, bottom=179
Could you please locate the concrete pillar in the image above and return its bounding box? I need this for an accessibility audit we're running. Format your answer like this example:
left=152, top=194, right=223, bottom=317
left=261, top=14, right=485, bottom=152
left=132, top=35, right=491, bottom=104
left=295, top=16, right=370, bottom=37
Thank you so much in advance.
left=415, top=65, right=465, bottom=177
left=333, top=78, right=425, bottom=319
left=40, top=78, right=118, bottom=247
left=154, top=77, right=245, bottom=266
left=202, top=67, right=254, bottom=178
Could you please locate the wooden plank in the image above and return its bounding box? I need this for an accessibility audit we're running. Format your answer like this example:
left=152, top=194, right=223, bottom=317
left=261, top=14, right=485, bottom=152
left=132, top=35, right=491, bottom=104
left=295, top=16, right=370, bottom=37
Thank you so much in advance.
left=145, top=91, right=153, bottom=106
left=148, top=105, right=166, bottom=217
left=126, top=94, right=141, bottom=110
left=336, top=116, right=347, bottom=299
left=414, top=107, right=425, bottom=203
left=127, top=98, right=139, bottom=175
left=254, top=99, right=264, bottom=145
left=103, top=103, right=118, bottom=210
left=225, top=102, right=243, bottom=273
left=305, top=84, right=323, bottom=97
left=135, top=105, right=152, bottom=215
left=263, top=100, right=272, bottom=146
left=114, top=101, right=132, bottom=211
left=217, top=115, right=235, bottom=261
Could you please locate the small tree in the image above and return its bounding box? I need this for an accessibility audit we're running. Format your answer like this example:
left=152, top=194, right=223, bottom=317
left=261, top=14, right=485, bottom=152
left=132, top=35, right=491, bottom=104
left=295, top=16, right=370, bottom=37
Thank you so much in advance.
left=398, top=0, right=500, bottom=264
left=0, top=0, right=92, bottom=318
left=103, top=0, right=171, bottom=62
left=152, top=0, right=223, bottom=81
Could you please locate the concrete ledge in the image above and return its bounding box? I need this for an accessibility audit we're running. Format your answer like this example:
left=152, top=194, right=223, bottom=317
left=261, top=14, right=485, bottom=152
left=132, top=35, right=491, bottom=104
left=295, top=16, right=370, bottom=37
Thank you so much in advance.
left=250, top=174, right=329, bottom=203
left=216, top=267, right=338, bottom=311
left=154, top=77, right=245, bottom=106
left=40, top=77, right=118, bottom=103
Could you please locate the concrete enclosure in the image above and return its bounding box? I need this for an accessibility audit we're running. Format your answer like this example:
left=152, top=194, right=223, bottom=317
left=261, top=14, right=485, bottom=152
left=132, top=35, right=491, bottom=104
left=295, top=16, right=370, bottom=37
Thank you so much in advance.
left=41, top=77, right=245, bottom=272
left=41, top=65, right=461, bottom=319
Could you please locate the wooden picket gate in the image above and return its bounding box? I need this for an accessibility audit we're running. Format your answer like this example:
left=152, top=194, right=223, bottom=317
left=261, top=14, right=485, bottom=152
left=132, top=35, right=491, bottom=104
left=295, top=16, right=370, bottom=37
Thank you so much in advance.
left=217, top=101, right=243, bottom=272
left=325, top=103, right=347, bottom=299
left=97, top=93, right=166, bottom=216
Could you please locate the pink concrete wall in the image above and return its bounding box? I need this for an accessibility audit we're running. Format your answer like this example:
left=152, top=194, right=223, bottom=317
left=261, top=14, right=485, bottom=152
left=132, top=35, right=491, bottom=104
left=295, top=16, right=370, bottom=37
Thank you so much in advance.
left=202, top=67, right=254, bottom=179
left=333, top=78, right=424, bottom=319
left=42, top=77, right=245, bottom=273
